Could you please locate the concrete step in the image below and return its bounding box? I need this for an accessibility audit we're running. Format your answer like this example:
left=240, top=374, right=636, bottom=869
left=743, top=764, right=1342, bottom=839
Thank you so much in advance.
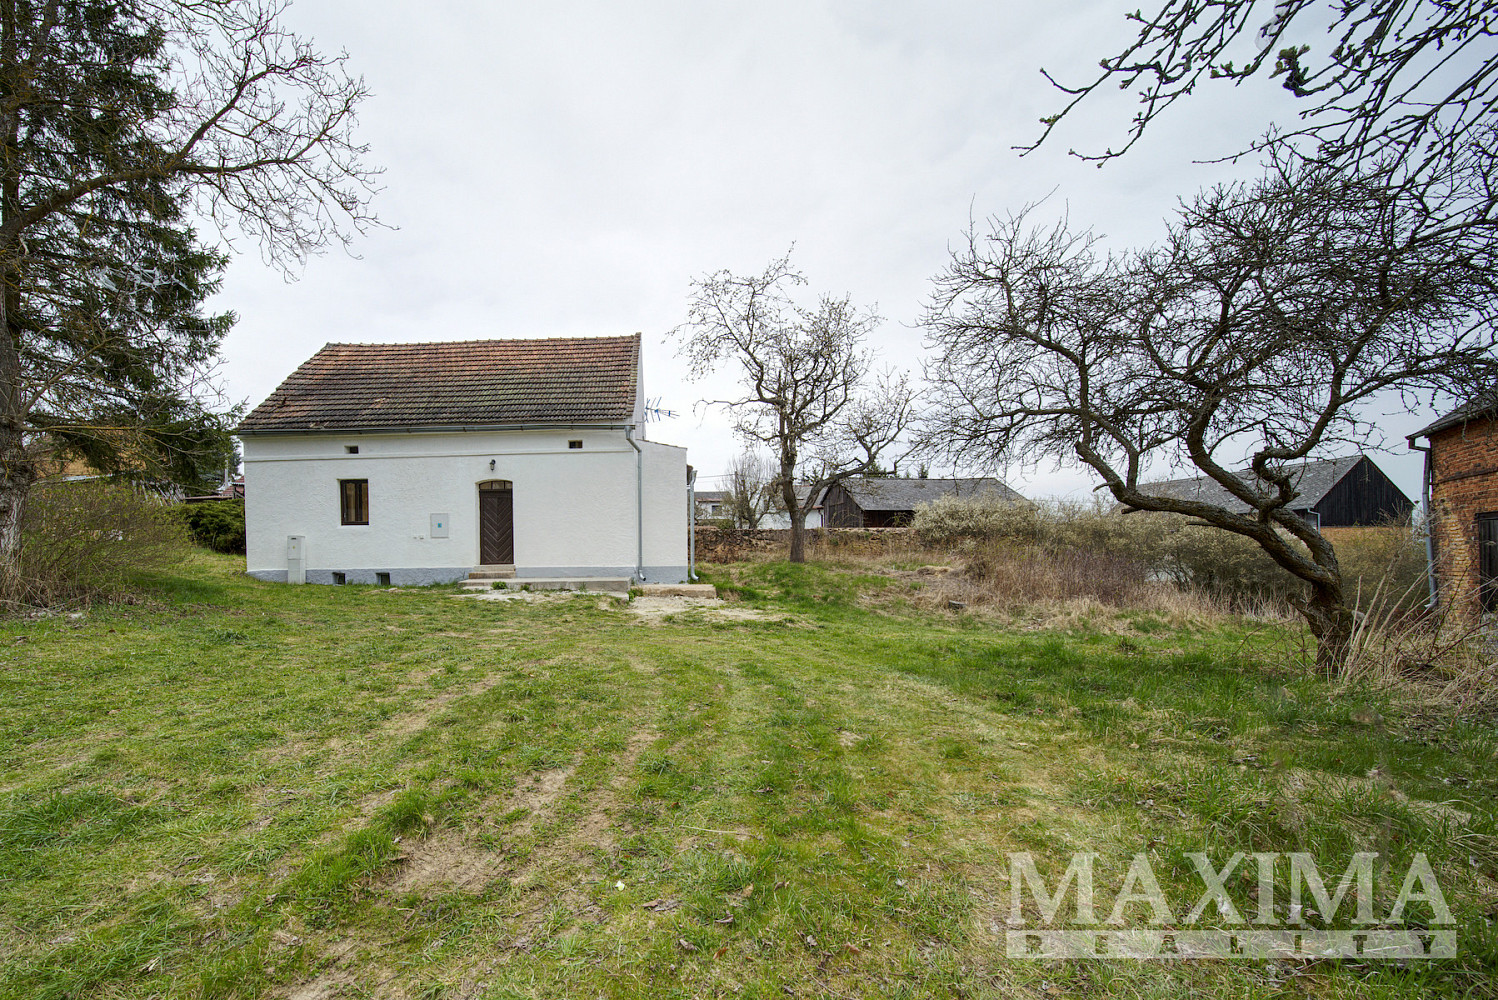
left=461, top=576, right=633, bottom=594
left=638, top=583, right=717, bottom=598
left=468, top=564, right=515, bottom=580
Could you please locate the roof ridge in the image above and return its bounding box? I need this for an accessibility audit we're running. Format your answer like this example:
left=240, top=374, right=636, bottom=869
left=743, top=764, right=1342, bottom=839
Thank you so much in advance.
left=318, top=333, right=640, bottom=349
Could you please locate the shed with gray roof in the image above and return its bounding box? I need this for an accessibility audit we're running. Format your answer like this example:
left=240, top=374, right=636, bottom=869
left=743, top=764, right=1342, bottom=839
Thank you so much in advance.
left=821, top=477, right=1024, bottom=528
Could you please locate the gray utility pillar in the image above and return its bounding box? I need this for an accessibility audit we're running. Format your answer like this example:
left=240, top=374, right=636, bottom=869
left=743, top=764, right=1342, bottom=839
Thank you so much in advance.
left=287, top=535, right=306, bottom=585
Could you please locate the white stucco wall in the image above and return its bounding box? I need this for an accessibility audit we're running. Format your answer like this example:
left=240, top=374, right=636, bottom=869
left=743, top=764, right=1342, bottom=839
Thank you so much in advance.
left=759, top=509, right=823, bottom=530
left=242, top=427, right=688, bottom=584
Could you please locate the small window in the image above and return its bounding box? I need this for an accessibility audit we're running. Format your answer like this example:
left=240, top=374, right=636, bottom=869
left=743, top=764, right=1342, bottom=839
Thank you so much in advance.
left=345, top=445, right=359, bottom=454
left=568, top=439, right=583, bottom=449
left=331, top=572, right=346, bottom=585
left=340, top=479, right=369, bottom=525
left=1480, top=513, right=1497, bottom=614
left=376, top=572, right=391, bottom=586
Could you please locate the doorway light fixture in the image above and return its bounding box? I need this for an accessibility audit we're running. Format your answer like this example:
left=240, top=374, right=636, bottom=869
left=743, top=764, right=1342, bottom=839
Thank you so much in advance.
left=489, top=459, right=496, bottom=471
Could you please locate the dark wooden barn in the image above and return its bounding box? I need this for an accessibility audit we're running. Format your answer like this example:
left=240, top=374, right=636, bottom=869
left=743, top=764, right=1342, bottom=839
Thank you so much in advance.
left=1139, top=454, right=1412, bottom=529
left=820, top=477, right=1025, bottom=528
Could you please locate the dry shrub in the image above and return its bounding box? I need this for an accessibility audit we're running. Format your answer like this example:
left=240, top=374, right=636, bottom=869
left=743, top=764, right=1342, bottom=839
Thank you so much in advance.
left=16, top=479, right=192, bottom=607
left=913, top=494, right=1045, bottom=546
left=1342, top=611, right=1498, bottom=715
left=1331, top=520, right=1429, bottom=617
left=963, top=541, right=1152, bottom=606
left=911, top=495, right=1427, bottom=615
left=879, top=557, right=1234, bottom=629
left=804, top=528, right=928, bottom=563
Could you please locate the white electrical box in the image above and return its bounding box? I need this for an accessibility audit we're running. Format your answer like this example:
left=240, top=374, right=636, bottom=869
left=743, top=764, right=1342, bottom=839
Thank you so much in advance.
left=430, top=514, right=449, bottom=539
left=286, top=535, right=306, bottom=585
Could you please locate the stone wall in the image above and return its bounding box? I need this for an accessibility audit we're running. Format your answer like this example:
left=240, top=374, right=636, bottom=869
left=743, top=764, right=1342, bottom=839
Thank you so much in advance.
left=692, top=526, right=918, bottom=563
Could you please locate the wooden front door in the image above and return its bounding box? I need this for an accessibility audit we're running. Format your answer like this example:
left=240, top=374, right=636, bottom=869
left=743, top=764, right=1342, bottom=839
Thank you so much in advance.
left=478, top=480, right=514, bottom=564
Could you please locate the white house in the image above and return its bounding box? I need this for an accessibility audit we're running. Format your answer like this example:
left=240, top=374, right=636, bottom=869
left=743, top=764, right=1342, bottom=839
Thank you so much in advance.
left=759, top=485, right=823, bottom=530
left=237, top=334, right=689, bottom=585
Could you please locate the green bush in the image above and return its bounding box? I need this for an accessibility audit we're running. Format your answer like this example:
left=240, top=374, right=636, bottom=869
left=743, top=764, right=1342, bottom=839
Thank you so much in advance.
left=19, top=479, right=193, bottom=605
left=179, top=498, right=246, bottom=555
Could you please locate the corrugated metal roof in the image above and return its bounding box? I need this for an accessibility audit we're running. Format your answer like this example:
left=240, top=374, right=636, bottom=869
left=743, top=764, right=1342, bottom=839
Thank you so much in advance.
left=839, top=477, right=1024, bottom=511
left=237, top=335, right=640, bottom=433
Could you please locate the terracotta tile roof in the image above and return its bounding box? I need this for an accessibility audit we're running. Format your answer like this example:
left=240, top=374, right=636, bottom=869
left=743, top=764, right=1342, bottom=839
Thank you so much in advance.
left=237, top=335, right=640, bottom=433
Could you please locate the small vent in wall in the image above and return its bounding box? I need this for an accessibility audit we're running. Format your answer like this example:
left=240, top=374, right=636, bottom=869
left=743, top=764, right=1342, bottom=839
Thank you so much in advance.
left=376, top=572, right=391, bottom=586
left=345, top=445, right=359, bottom=454
left=332, top=572, right=346, bottom=585
left=568, top=439, right=583, bottom=449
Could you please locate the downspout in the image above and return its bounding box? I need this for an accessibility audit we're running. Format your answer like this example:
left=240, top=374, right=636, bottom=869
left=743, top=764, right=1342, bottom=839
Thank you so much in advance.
left=626, top=424, right=645, bottom=582
left=1409, top=435, right=1437, bottom=610
left=687, top=466, right=698, bottom=580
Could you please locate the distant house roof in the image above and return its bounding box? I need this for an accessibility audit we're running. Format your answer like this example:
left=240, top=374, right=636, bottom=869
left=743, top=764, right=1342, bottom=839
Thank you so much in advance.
left=794, top=484, right=822, bottom=507
left=237, top=335, right=640, bottom=433
left=184, top=476, right=245, bottom=503
left=1138, top=455, right=1376, bottom=514
left=837, top=477, right=1023, bottom=512
left=1409, top=393, right=1498, bottom=440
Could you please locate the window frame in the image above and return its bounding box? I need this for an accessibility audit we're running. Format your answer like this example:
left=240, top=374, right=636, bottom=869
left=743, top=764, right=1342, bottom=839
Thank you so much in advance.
left=339, top=478, right=369, bottom=526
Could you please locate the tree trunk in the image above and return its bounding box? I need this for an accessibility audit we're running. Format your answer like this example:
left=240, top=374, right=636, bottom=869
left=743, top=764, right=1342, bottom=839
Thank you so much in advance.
left=778, top=459, right=805, bottom=563
left=0, top=290, right=30, bottom=601
left=0, top=3, right=26, bottom=600
left=1301, top=582, right=1355, bottom=677
left=0, top=461, right=27, bottom=600
left=788, top=505, right=807, bottom=563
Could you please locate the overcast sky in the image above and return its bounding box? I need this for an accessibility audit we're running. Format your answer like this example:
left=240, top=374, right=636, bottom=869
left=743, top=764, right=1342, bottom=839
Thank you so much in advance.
left=213, top=0, right=1435, bottom=500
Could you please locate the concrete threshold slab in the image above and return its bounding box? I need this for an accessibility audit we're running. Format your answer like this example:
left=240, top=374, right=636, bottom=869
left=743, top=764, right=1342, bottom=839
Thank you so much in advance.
left=462, top=576, right=633, bottom=593
left=638, top=583, right=718, bottom=598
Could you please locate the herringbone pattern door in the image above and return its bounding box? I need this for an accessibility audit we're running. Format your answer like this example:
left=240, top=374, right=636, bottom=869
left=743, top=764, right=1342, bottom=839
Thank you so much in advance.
left=479, top=482, right=513, bottom=564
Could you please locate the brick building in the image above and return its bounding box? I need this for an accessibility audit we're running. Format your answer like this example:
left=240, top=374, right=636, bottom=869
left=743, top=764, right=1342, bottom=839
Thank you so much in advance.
left=1408, top=397, right=1498, bottom=617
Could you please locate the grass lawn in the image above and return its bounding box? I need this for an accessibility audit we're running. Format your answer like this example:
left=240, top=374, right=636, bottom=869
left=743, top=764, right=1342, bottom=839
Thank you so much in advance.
left=1, top=552, right=1495, bottom=999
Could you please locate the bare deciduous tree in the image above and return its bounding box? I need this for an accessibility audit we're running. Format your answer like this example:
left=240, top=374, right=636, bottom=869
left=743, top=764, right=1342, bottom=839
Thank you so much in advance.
left=1027, top=0, right=1498, bottom=295
left=1027, top=0, right=1495, bottom=175
left=675, top=253, right=913, bottom=562
left=0, top=0, right=377, bottom=594
left=924, top=164, right=1497, bottom=673
left=724, top=450, right=777, bottom=529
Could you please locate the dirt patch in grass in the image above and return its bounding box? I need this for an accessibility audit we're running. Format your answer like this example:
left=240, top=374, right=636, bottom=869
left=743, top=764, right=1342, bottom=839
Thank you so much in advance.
left=507, top=766, right=573, bottom=829
left=382, top=672, right=506, bottom=741
left=627, top=595, right=785, bottom=623
left=574, top=726, right=657, bottom=850
left=387, top=726, right=661, bottom=898
left=388, top=827, right=507, bottom=894
left=282, top=937, right=380, bottom=1000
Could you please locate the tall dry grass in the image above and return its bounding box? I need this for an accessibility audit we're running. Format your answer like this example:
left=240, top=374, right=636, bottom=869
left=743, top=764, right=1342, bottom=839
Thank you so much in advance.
left=907, top=496, right=1493, bottom=712
left=1336, top=568, right=1498, bottom=714
left=699, top=504, right=1494, bottom=713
